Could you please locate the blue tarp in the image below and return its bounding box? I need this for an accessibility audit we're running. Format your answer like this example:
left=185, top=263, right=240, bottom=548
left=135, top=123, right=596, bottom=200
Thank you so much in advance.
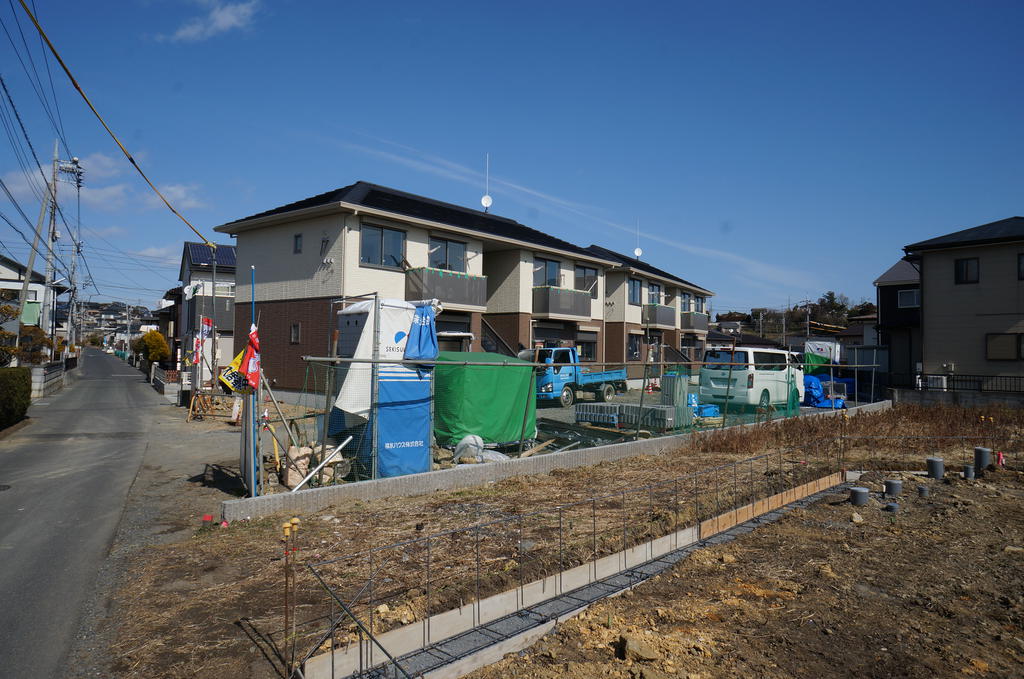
left=803, top=375, right=846, bottom=409
left=687, top=392, right=720, bottom=417
left=404, top=305, right=438, bottom=361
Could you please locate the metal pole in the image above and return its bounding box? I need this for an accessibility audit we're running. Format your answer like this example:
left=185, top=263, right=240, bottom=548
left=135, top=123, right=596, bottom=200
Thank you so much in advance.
left=42, top=140, right=58, bottom=356
left=721, top=335, right=737, bottom=428
left=292, top=437, right=352, bottom=491
left=210, top=243, right=218, bottom=386
left=369, top=293, right=380, bottom=479
left=251, top=265, right=258, bottom=498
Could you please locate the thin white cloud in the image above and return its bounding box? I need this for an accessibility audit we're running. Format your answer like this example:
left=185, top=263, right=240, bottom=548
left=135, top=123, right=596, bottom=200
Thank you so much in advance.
left=87, top=225, right=127, bottom=237
left=0, top=169, right=43, bottom=203
left=330, top=137, right=817, bottom=292
left=144, top=183, right=205, bottom=210
left=78, top=152, right=121, bottom=180
left=133, top=245, right=180, bottom=265
left=80, top=183, right=130, bottom=211
left=159, top=1, right=259, bottom=43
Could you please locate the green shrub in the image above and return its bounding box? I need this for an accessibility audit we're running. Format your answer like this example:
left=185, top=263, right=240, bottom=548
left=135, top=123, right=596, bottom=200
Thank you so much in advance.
left=0, top=367, right=31, bottom=430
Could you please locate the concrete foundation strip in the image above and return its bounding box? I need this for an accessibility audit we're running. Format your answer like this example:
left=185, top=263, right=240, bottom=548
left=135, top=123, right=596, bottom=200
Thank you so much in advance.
left=303, top=471, right=847, bottom=679
left=221, top=401, right=890, bottom=522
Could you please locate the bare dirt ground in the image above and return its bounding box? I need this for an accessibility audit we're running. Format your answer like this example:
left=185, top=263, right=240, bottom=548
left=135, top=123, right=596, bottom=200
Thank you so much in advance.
left=96, top=405, right=1023, bottom=678
left=471, top=468, right=1024, bottom=679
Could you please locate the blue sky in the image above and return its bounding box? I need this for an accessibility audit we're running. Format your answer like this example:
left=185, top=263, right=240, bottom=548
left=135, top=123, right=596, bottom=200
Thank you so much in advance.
left=1, top=1, right=1021, bottom=312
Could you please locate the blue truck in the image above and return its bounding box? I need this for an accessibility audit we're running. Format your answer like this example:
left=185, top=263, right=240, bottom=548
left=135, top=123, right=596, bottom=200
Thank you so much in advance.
left=519, top=347, right=628, bottom=407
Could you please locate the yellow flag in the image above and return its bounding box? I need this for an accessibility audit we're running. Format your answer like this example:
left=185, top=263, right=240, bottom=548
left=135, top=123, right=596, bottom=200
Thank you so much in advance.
left=219, top=350, right=250, bottom=393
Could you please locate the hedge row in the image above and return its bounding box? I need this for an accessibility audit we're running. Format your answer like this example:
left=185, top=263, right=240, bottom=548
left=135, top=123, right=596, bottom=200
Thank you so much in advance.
left=0, top=367, right=31, bottom=430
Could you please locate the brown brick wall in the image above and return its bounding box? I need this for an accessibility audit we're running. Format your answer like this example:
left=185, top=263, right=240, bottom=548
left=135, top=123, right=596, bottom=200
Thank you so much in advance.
left=235, top=297, right=335, bottom=392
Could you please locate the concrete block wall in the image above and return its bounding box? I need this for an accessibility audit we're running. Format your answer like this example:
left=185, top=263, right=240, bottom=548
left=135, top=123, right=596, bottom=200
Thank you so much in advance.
left=30, top=362, right=65, bottom=398
left=891, top=388, right=1024, bottom=409
left=221, top=400, right=891, bottom=522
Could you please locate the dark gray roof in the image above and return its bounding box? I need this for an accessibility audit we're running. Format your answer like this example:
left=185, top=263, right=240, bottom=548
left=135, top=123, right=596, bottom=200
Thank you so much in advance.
left=873, top=259, right=919, bottom=286
left=904, top=217, right=1024, bottom=253
left=218, top=181, right=608, bottom=261
left=0, top=253, right=45, bottom=284
left=584, top=244, right=713, bottom=294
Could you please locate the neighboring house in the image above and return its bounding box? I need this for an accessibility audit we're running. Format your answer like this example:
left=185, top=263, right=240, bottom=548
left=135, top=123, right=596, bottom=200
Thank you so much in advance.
left=0, top=253, right=68, bottom=336
left=177, top=242, right=236, bottom=379
left=157, top=287, right=182, bottom=362
left=835, top=313, right=879, bottom=349
left=214, top=181, right=713, bottom=392
left=584, top=245, right=713, bottom=379
left=902, top=217, right=1024, bottom=378
left=874, top=258, right=923, bottom=388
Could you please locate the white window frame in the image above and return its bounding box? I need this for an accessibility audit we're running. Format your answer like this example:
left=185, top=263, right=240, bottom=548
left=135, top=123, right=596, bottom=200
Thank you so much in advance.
left=897, top=289, right=920, bottom=308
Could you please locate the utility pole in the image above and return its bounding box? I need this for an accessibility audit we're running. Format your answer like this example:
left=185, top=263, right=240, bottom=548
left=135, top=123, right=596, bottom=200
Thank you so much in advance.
left=14, top=140, right=58, bottom=361
left=42, top=141, right=59, bottom=357
left=59, top=156, right=83, bottom=349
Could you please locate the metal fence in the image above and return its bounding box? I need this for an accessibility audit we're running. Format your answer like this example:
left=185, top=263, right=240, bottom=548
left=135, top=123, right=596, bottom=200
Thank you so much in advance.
left=916, top=373, right=1024, bottom=394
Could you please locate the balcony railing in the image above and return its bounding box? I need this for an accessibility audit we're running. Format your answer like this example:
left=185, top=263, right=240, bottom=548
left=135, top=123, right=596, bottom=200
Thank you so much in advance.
left=405, top=267, right=487, bottom=309
left=679, top=311, right=709, bottom=332
left=642, top=303, right=676, bottom=328
left=916, top=373, right=1024, bottom=393
left=532, top=286, right=590, bottom=319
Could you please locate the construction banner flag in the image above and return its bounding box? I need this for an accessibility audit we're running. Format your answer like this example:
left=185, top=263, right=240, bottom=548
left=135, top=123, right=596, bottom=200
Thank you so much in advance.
left=219, top=350, right=250, bottom=393
left=239, top=323, right=261, bottom=390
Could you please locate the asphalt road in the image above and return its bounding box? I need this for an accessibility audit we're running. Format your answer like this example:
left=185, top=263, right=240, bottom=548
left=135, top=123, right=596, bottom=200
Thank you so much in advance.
left=0, top=349, right=160, bottom=679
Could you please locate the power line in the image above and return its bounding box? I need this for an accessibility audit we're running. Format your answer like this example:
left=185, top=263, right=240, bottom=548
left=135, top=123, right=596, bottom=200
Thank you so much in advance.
left=0, top=178, right=72, bottom=278
left=15, top=0, right=213, bottom=246
left=0, top=1, right=69, bottom=155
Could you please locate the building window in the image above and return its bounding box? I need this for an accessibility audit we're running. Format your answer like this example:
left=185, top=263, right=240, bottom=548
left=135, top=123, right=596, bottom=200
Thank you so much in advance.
left=897, top=289, right=920, bottom=308
left=986, top=333, right=1019, bottom=361
left=1019, top=253, right=1024, bottom=281
left=627, top=334, right=642, bottom=361
left=293, top=233, right=302, bottom=254
left=577, top=341, right=596, bottom=362
left=574, top=265, right=598, bottom=299
left=628, top=278, right=642, bottom=305
left=428, top=237, right=467, bottom=272
left=290, top=322, right=301, bottom=344
left=534, top=257, right=560, bottom=287
left=954, top=257, right=979, bottom=284
left=695, top=296, right=706, bottom=313
left=648, top=282, right=661, bottom=305
left=681, top=292, right=692, bottom=312
left=360, top=225, right=405, bottom=269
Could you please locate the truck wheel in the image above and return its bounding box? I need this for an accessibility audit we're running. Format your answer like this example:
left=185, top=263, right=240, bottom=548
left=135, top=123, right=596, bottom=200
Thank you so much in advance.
left=758, top=389, right=771, bottom=410
left=597, top=384, right=615, bottom=402
left=559, top=386, right=575, bottom=408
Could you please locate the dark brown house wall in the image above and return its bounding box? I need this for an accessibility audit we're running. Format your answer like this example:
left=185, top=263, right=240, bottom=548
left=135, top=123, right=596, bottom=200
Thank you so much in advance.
left=483, top=312, right=531, bottom=352
left=235, top=297, right=334, bottom=392
left=469, top=312, right=483, bottom=352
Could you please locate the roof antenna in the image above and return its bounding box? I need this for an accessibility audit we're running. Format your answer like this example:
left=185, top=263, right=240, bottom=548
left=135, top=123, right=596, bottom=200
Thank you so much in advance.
left=480, top=152, right=492, bottom=212
left=633, top=217, right=643, bottom=259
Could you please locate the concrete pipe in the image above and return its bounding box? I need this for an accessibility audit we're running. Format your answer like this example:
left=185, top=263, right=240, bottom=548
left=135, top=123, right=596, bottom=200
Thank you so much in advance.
left=974, top=447, right=991, bottom=477
left=850, top=486, right=869, bottom=506
left=963, top=464, right=975, bottom=480
left=926, top=457, right=945, bottom=480
left=884, top=479, right=902, bottom=497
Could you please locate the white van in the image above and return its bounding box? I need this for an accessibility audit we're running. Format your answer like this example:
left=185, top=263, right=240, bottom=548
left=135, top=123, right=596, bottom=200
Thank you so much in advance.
left=699, top=347, right=804, bottom=411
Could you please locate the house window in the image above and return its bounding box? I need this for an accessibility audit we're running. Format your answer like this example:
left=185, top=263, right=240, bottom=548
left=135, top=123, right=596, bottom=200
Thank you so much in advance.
left=695, top=296, right=706, bottom=313
left=534, top=258, right=560, bottom=287
left=628, top=278, right=642, bottom=305
left=290, top=322, right=301, bottom=344
left=986, top=333, right=1019, bottom=361
left=360, top=225, right=405, bottom=269
left=574, top=265, right=598, bottom=299
left=293, top=233, right=303, bottom=254
left=897, top=289, right=920, bottom=308
left=1019, top=253, right=1024, bottom=281
left=681, top=292, right=692, bottom=312
left=648, top=283, right=662, bottom=305
left=954, top=257, right=979, bottom=284
left=577, top=341, right=596, bottom=362
left=428, top=237, right=467, bottom=272
left=627, top=334, right=642, bottom=361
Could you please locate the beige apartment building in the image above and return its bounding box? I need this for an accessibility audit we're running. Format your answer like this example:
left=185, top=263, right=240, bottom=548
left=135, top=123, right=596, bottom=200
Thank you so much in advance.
left=904, top=217, right=1024, bottom=378
left=214, top=181, right=713, bottom=391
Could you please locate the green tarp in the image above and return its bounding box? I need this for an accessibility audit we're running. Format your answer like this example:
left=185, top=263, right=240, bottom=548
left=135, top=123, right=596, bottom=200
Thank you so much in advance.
left=433, top=351, right=536, bottom=446
left=804, top=351, right=829, bottom=375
